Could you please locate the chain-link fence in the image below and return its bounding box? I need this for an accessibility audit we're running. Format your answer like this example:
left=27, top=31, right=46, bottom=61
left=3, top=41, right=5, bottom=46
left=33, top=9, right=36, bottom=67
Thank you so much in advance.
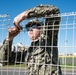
left=0, top=12, right=76, bottom=75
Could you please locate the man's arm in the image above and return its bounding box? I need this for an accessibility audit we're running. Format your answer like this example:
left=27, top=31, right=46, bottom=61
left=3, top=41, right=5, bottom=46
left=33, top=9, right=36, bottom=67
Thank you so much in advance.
left=0, top=25, right=21, bottom=64
left=13, top=4, right=60, bottom=30
left=0, top=25, right=21, bottom=54
left=0, top=38, right=13, bottom=64
left=13, top=10, right=30, bottom=30
left=0, top=39, right=13, bottom=53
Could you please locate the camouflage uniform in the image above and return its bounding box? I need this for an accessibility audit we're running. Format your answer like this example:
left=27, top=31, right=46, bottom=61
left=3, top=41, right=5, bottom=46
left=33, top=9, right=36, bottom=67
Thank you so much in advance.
left=25, top=38, right=62, bottom=75
left=24, top=4, right=62, bottom=75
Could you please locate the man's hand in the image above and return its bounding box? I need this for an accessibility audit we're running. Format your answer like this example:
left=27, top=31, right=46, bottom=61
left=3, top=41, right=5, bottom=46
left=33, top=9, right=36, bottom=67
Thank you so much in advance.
left=13, top=21, right=22, bottom=31
left=7, top=26, right=22, bottom=41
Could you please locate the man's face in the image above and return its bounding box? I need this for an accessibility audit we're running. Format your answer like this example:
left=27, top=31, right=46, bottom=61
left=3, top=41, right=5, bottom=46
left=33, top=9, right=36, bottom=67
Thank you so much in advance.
left=28, top=26, right=40, bottom=41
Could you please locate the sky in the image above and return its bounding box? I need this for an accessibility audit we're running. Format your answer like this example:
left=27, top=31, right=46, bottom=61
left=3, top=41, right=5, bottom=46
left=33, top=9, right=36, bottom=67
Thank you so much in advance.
left=0, top=0, right=76, bottom=54
left=0, top=0, right=76, bottom=21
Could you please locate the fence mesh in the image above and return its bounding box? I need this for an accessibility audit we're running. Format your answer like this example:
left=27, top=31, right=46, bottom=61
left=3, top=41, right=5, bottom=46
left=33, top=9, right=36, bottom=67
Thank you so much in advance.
left=0, top=12, right=76, bottom=75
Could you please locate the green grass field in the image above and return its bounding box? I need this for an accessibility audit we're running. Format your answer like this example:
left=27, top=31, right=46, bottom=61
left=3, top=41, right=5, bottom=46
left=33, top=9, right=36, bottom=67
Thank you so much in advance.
left=59, top=56, right=76, bottom=68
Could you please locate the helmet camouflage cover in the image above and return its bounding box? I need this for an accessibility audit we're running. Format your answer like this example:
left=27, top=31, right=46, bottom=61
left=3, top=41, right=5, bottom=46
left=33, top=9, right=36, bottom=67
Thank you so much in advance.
left=25, top=19, right=43, bottom=28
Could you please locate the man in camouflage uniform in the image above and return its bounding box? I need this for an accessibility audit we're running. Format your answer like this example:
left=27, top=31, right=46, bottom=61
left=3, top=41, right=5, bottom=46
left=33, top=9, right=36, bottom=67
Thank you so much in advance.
left=0, top=4, right=62, bottom=75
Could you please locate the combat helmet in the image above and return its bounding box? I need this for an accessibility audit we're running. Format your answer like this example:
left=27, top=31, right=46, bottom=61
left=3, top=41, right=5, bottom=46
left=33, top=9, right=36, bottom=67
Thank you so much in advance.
left=25, top=18, right=43, bottom=28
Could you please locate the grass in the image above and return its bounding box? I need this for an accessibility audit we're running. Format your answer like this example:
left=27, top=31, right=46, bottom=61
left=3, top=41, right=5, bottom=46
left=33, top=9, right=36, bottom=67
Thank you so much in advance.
left=3, top=63, right=26, bottom=68
left=0, top=56, right=76, bottom=69
left=2, top=63, right=76, bottom=69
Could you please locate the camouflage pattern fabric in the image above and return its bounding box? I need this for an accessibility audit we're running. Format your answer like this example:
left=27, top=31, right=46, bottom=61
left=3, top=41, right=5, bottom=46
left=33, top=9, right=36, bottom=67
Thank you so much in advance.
left=28, top=4, right=60, bottom=18
left=25, top=4, right=62, bottom=75
left=25, top=38, right=62, bottom=75
left=0, top=39, right=13, bottom=65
